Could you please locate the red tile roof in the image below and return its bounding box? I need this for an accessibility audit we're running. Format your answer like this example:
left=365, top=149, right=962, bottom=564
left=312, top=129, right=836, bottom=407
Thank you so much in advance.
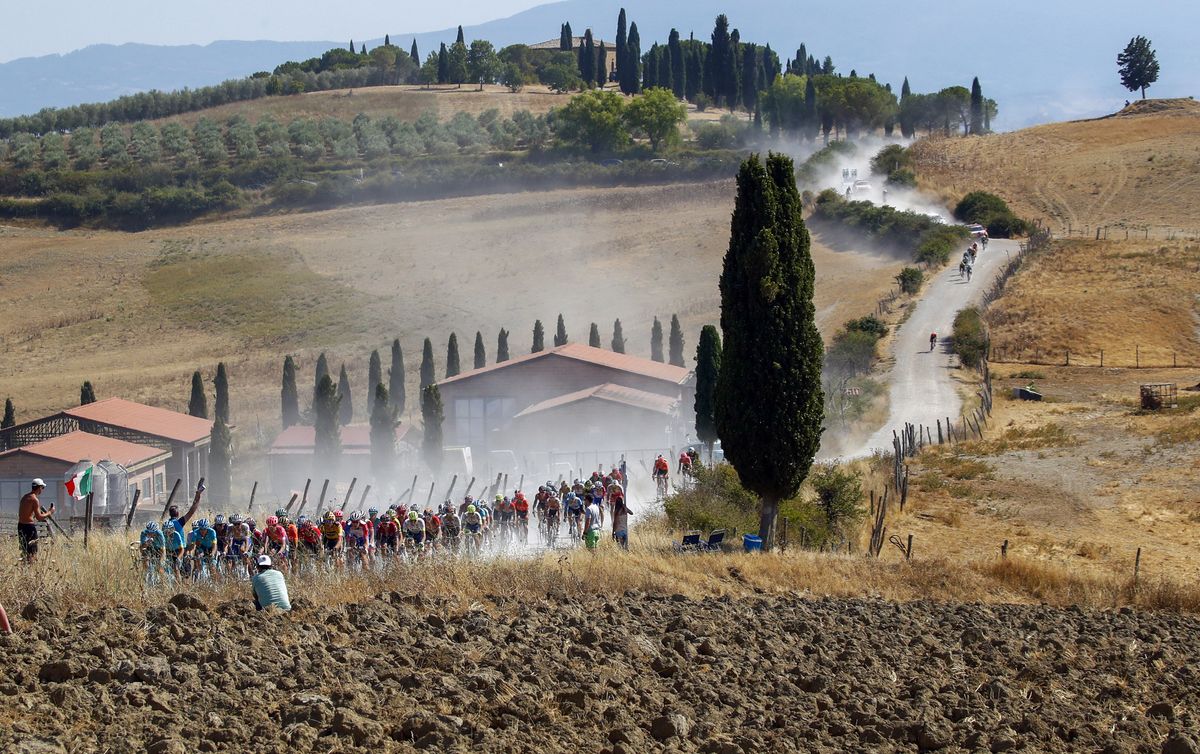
left=0, top=431, right=169, bottom=467
left=268, top=424, right=410, bottom=456
left=439, top=343, right=690, bottom=387
left=64, top=398, right=214, bottom=444
left=514, top=383, right=678, bottom=419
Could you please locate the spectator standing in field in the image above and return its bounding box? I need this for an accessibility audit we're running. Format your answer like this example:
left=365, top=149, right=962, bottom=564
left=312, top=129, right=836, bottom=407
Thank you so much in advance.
left=251, top=555, right=291, bottom=611
left=612, top=495, right=632, bottom=551
left=18, top=479, right=54, bottom=564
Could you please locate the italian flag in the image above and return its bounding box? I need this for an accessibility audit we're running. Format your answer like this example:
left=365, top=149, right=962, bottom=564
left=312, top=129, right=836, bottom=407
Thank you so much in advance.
left=65, top=465, right=93, bottom=500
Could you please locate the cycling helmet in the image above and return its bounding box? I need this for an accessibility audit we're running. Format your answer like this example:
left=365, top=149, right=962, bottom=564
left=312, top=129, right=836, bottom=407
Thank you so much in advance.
left=322, top=512, right=335, bottom=522
left=297, top=515, right=309, bottom=524
left=467, top=505, right=477, bottom=514
left=144, top=521, right=160, bottom=532
left=191, top=520, right=200, bottom=530
left=265, top=516, right=279, bottom=527
left=409, top=511, right=419, bottom=521
left=197, top=519, right=210, bottom=529
left=215, top=514, right=225, bottom=525
left=230, top=514, right=243, bottom=525
left=495, top=494, right=503, bottom=502
left=333, top=509, right=344, bottom=520
left=368, top=507, right=379, bottom=516
left=538, top=485, right=546, bottom=493
left=463, top=495, right=473, bottom=503
left=246, top=518, right=256, bottom=529
left=275, top=508, right=287, bottom=518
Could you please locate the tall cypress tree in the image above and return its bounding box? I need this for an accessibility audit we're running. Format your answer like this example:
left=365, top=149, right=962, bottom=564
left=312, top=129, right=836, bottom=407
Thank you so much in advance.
left=497, top=328, right=510, bottom=362
left=314, top=352, right=330, bottom=406
left=741, top=44, right=759, bottom=112
left=1, top=398, right=13, bottom=429
left=411, top=39, right=420, bottom=66
left=728, top=29, right=742, bottom=111
left=188, top=371, right=208, bottom=419
left=668, top=314, right=685, bottom=367
left=626, top=23, right=642, bottom=94
left=685, top=43, right=702, bottom=101
left=437, top=43, right=448, bottom=84
left=650, top=317, right=665, bottom=362
left=643, top=45, right=659, bottom=89
left=208, top=417, right=233, bottom=507
left=385, top=34, right=391, bottom=46
left=615, top=9, right=628, bottom=92
left=657, top=45, right=672, bottom=92
left=313, top=374, right=341, bottom=474
left=368, top=349, right=382, bottom=413
left=710, top=14, right=732, bottom=105
left=589, top=322, right=601, bottom=347
left=214, top=362, right=230, bottom=425
left=969, top=77, right=984, bottom=135
left=473, top=331, right=486, bottom=369
left=389, top=339, right=406, bottom=415
left=716, top=153, right=824, bottom=548
left=803, top=77, right=818, bottom=141
left=370, top=383, right=396, bottom=481
left=899, top=76, right=914, bottom=138
left=560, top=23, right=573, bottom=51
left=445, top=333, right=461, bottom=378
left=554, top=314, right=568, bottom=346
left=532, top=320, right=545, bottom=353
left=421, top=384, right=444, bottom=474
left=694, top=325, right=722, bottom=460
left=579, top=29, right=595, bottom=84
left=419, top=338, right=436, bottom=392
left=456, top=25, right=465, bottom=46
left=337, top=364, right=353, bottom=425
left=281, top=356, right=300, bottom=429
left=612, top=318, right=626, bottom=353
left=80, top=381, right=96, bottom=406
left=668, top=29, right=685, bottom=99
left=597, top=42, right=608, bottom=87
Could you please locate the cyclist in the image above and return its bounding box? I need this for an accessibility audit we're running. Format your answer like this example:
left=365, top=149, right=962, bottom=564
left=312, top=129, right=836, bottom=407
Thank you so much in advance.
left=653, top=454, right=670, bottom=496
left=564, top=493, right=585, bottom=540
left=277, top=509, right=298, bottom=549
left=440, top=505, right=461, bottom=552
left=495, top=494, right=514, bottom=540
left=227, top=515, right=253, bottom=574
left=513, top=490, right=530, bottom=543
left=543, top=494, right=562, bottom=543
left=461, top=505, right=484, bottom=554
left=678, top=449, right=693, bottom=477
left=423, top=508, right=442, bottom=550
left=320, top=511, right=343, bottom=556
left=263, top=516, right=289, bottom=560
left=213, top=514, right=230, bottom=554
left=140, top=521, right=165, bottom=560
left=297, top=515, right=321, bottom=557
left=163, top=519, right=187, bottom=573
left=930, top=332, right=937, bottom=352
left=185, top=519, right=218, bottom=579
left=402, top=511, right=426, bottom=554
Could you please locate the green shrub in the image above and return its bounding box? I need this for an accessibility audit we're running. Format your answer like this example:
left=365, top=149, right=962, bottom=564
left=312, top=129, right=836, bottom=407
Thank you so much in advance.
left=915, top=224, right=970, bottom=266
left=845, top=315, right=888, bottom=338
left=952, top=306, right=988, bottom=368
left=896, top=266, right=923, bottom=294
left=954, top=190, right=1028, bottom=238
left=810, top=463, right=865, bottom=544
left=886, top=168, right=916, bottom=187
left=663, top=463, right=758, bottom=533
left=826, top=329, right=879, bottom=377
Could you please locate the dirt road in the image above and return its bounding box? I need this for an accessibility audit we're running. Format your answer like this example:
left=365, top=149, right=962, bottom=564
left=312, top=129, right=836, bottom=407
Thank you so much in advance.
left=849, top=238, right=1018, bottom=456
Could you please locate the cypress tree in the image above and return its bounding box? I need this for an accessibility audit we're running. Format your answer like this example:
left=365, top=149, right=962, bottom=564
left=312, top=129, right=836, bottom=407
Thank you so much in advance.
left=384, top=34, right=390, bottom=46
left=370, top=383, right=396, bottom=481
left=313, top=352, right=330, bottom=406
left=969, top=77, right=984, bottom=135
left=554, top=314, right=568, bottom=346
left=615, top=9, right=628, bottom=92
left=560, top=23, right=573, bottom=51
left=597, top=42, right=608, bottom=87
left=694, top=325, right=722, bottom=460
left=1, top=398, right=13, bottom=429
left=589, top=323, right=601, bottom=348
left=80, top=381, right=96, bottom=405
left=411, top=39, right=420, bottom=66
left=360, top=44, right=366, bottom=55
left=337, top=364, right=353, bottom=425
left=643, top=45, right=658, bottom=90
left=579, top=29, right=595, bottom=84
left=650, top=317, right=664, bottom=362
left=188, top=371, right=208, bottom=419
left=728, top=29, right=742, bottom=111
left=796, top=43, right=807, bottom=74
left=421, top=384, right=444, bottom=474
left=214, top=362, right=230, bottom=425
left=446, top=333, right=461, bottom=378
left=626, top=23, right=642, bottom=94
left=532, top=320, right=545, bottom=353
left=803, top=77, right=818, bottom=141
left=497, top=328, right=510, bottom=362
left=763, top=44, right=778, bottom=85
left=456, top=25, right=465, bottom=46
left=657, top=45, right=672, bottom=92
left=612, top=318, right=626, bottom=353
left=208, top=416, right=233, bottom=507
left=419, top=338, right=436, bottom=392
left=668, top=29, right=685, bottom=99
left=710, top=14, right=732, bottom=106
left=313, top=374, right=341, bottom=473
left=716, top=153, right=824, bottom=548
left=685, top=43, right=702, bottom=101
left=668, top=314, right=685, bottom=367
left=741, top=44, right=758, bottom=112
left=437, top=44, right=448, bottom=84
left=350, top=39, right=355, bottom=53
left=389, top=339, right=406, bottom=415
left=368, top=349, right=382, bottom=413
left=281, top=356, right=300, bottom=428
left=473, top=331, right=486, bottom=369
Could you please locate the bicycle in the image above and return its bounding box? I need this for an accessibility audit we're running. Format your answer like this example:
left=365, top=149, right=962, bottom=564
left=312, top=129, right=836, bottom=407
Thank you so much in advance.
left=655, top=473, right=669, bottom=500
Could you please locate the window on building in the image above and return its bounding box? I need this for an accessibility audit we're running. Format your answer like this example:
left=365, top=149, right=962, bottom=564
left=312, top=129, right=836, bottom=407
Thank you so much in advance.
left=142, top=478, right=151, bottom=500
left=155, top=472, right=165, bottom=495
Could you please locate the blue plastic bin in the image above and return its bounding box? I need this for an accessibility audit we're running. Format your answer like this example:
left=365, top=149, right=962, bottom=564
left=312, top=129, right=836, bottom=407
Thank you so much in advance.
left=742, top=534, right=763, bottom=553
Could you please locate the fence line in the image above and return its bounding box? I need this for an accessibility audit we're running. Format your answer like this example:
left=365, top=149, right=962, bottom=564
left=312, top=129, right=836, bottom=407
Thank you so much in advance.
left=1057, top=224, right=1200, bottom=242
left=988, top=346, right=1196, bottom=370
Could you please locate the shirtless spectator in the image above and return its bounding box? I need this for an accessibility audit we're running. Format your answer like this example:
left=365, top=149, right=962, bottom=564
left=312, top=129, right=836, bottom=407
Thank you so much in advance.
left=18, top=479, right=55, bottom=564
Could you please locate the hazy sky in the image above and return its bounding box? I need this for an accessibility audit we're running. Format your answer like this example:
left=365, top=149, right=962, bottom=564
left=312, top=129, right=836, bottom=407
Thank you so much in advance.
left=2, top=0, right=546, bottom=62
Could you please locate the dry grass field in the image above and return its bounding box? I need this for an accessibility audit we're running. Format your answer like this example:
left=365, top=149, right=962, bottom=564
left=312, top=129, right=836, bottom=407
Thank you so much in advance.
left=911, top=98, right=1200, bottom=234
left=0, top=180, right=904, bottom=457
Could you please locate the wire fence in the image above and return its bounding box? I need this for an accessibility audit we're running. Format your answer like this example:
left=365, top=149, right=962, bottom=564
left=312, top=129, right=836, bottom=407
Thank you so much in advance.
left=987, top=345, right=1198, bottom=370
left=1057, top=224, right=1200, bottom=242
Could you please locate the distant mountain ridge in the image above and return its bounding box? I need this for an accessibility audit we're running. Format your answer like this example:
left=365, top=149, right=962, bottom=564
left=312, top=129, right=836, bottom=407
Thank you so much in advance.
left=0, top=0, right=1195, bottom=128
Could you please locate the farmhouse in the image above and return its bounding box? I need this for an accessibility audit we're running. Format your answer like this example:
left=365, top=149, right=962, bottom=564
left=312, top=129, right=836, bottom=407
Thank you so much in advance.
left=267, top=424, right=414, bottom=497
left=527, top=37, right=617, bottom=81
left=437, top=343, right=693, bottom=456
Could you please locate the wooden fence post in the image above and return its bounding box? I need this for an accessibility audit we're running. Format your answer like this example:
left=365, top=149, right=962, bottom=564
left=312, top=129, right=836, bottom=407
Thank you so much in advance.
left=159, top=479, right=182, bottom=522
left=84, top=492, right=94, bottom=550
left=1136, top=345, right=1140, bottom=368
left=247, top=481, right=258, bottom=514
left=1134, top=547, right=1142, bottom=585
left=1001, top=539, right=1008, bottom=559
left=124, top=488, right=142, bottom=534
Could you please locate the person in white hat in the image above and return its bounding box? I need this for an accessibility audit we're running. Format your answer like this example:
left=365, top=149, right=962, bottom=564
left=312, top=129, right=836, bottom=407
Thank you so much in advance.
left=18, top=479, right=54, bottom=564
left=251, top=554, right=291, bottom=611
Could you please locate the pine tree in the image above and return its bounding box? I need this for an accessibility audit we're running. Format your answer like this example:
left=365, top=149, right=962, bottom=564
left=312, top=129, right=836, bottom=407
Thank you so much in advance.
left=1, top=398, right=14, bottom=429
left=214, top=362, right=230, bottom=425
left=668, top=314, right=685, bottom=367
left=612, top=318, right=626, bottom=353
left=281, top=356, right=300, bottom=429
left=208, top=416, right=233, bottom=507
left=389, top=339, right=406, bottom=415
left=796, top=43, right=807, bottom=74
left=626, top=23, right=642, bottom=94
left=419, top=338, right=436, bottom=391
left=370, top=383, right=396, bottom=481
left=589, top=323, right=601, bottom=347
left=668, top=29, right=685, bottom=99
left=717, top=153, right=824, bottom=549
left=313, top=352, right=330, bottom=406
left=473, top=331, right=486, bottom=369
left=554, top=314, right=568, bottom=346
left=694, top=324, right=722, bottom=460
left=411, top=39, right=420, bottom=66
left=445, top=333, right=461, bottom=378
left=80, top=381, right=96, bottom=405
left=313, top=374, right=341, bottom=473
left=532, top=320, right=545, bottom=353
left=650, top=317, right=665, bottom=362
left=337, top=364, right=353, bottom=425
left=615, top=9, right=629, bottom=92
left=1117, top=35, right=1160, bottom=99
left=497, top=328, right=510, bottom=362
left=421, top=385, right=444, bottom=474
left=188, top=371, right=208, bottom=419
left=970, top=77, right=984, bottom=135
